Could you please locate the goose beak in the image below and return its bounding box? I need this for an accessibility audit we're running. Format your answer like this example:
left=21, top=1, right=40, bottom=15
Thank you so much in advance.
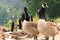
left=46, top=5, right=49, bottom=8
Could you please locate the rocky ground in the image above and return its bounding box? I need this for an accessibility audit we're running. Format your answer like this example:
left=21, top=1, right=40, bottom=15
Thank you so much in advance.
left=20, top=31, right=60, bottom=40
left=0, top=31, right=59, bottom=40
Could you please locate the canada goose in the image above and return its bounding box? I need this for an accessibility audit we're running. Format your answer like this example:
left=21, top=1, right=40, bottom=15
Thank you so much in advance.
left=19, top=7, right=33, bottom=29
left=37, top=19, right=59, bottom=40
left=22, top=20, right=39, bottom=40
left=11, top=21, right=14, bottom=32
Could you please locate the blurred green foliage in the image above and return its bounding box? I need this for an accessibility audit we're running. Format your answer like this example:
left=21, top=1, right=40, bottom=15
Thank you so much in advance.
left=0, top=0, right=60, bottom=27
left=0, top=0, right=26, bottom=25
left=25, top=0, right=60, bottom=20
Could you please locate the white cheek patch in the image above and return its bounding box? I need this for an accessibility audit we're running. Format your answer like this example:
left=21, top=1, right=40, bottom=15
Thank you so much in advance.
left=42, top=4, right=45, bottom=8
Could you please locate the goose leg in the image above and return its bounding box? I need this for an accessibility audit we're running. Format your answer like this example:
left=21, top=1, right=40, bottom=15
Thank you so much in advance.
left=34, top=36, right=37, bottom=40
left=53, top=36, right=54, bottom=40
left=44, top=37, right=49, bottom=40
left=46, top=37, right=49, bottom=40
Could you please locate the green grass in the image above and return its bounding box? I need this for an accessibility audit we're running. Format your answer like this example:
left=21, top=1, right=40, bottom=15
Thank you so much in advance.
left=54, top=17, right=60, bottom=23
left=33, top=14, right=39, bottom=22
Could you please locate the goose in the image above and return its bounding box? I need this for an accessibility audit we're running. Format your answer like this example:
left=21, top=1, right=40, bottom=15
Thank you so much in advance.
left=37, top=2, right=48, bottom=39
left=37, top=19, right=59, bottom=40
left=22, top=20, right=39, bottom=40
left=11, top=21, right=14, bottom=32
left=19, top=7, right=33, bottom=29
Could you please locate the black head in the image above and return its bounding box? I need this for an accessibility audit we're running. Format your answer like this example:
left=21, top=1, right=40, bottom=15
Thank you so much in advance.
left=24, top=7, right=27, bottom=12
left=42, top=3, right=48, bottom=8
